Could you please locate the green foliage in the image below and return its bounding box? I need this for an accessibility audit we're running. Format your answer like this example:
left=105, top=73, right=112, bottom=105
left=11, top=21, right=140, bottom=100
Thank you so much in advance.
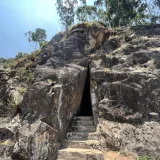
left=155, top=0, right=160, bottom=8
left=23, top=53, right=29, bottom=57
left=25, top=28, right=47, bottom=49
left=145, top=0, right=160, bottom=24
left=75, top=0, right=100, bottom=22
left=15, top=52, right=23, bottom=59
left=18, top=88, right=26, bottom=95
left=13, top=50, right=40, bottom=84
left=1, top=50, right=39, bottom=84
left=8, top=95, right=16, bottom=107
left=103, top=0, right=147, bottom=27
left=0, top=58, right=6, bottom=63
left=136, top=156, right=156, bottom=160
left=2, top=52, right=30, bottom=69
left=76, top=0, right=87, bottom=22
left=94, top=0, right=106, bottom=22
left=76, top=6, right=97, bottom=22
left=3, top=58, right=16, bottom=69
left=8, top=94, right=20, bottom=113
left=56, top=0, right=77, bottom=30
left=76, top=6, right=87, bottom=22
left=40, top=41, right=48, bottom=49
left=15, top=52, right=29, bottom=59
left=56, top=0, right=160, bottom=28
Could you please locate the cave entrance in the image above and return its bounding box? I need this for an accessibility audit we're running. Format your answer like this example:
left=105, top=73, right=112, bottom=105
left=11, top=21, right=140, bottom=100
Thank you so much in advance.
left=77, top=65, right=93, bottom=116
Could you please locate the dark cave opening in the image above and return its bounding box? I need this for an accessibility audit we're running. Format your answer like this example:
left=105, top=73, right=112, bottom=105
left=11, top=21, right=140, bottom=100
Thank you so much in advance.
left=77, top=65, right=93, bottom=116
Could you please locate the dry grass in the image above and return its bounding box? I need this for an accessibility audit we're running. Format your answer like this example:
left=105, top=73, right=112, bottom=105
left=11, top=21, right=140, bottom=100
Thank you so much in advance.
left=103, top=151, right=135, bottom=160
left=70, top=21, right=106, bottom=31
left=104, top=68, right=111, bottom=72
left=0, top=140, right=11, bottom=146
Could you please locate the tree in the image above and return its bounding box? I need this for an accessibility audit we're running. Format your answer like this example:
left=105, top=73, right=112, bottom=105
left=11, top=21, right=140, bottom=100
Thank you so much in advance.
left=145, top=0, right=160, bottom=24
left=56, top=0, right=156, bottom=28
left=103, top=0, right=147, bottom=27
left=94, top=0, right=106, bottom=22
left=25, top=28, right=47, bottom=50
left=56, top=0, right=78, bottom=30
left=76, top=0, right=87, bottom=22
left=76, top=5, right=97, bottom=22
left=155, top=0, right=160, bottom=8
left=76, top=0, right=147, bottom=26
left=77, top=0, right=87, bottom=21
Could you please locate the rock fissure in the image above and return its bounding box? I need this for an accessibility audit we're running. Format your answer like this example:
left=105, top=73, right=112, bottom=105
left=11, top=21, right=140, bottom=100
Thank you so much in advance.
left=77, top=65, right=93, bottom=117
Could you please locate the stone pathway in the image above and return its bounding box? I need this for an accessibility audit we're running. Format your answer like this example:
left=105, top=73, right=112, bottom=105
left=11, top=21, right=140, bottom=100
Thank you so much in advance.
left=57, top=116, right=104, bottom=160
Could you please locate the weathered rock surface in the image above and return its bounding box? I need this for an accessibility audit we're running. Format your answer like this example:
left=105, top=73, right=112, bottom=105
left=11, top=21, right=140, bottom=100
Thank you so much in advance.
left=90, top=25, right=160, bottom=158
left=0, top=23, right=160, bottom=159
left=0, top=70, right=23, bottom=117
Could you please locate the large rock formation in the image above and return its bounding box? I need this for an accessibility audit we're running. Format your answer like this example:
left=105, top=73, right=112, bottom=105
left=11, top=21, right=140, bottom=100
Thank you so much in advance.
left=0, top=23, right=160, bottom=159
left=90, top=25, right=160, bottom=158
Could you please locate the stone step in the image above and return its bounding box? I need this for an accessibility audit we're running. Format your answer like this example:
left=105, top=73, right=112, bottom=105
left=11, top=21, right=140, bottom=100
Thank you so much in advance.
left=57, top=148, right=104, bottom=160
left=72, top=125, right=96, bottom=132
left=73, top=116, right=93, bottom=121
left=66, top=132, right=100, bottom=140
left=57, top=159, right=79, bottom=160
left=72, top=119, right=94, bottom=126
left=57, top=159, right=77, bottom=160
left=57, top=157, right=81, bottom=160
left=63, top=139, right=100, bottom=149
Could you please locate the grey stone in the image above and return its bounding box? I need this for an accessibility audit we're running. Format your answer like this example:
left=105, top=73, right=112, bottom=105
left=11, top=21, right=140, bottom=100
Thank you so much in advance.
left=1, top=24, right=160, bottom=159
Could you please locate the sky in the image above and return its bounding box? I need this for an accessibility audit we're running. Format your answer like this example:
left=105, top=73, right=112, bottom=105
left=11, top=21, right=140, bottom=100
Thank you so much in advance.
left=0, top=0, right=93, bottom=58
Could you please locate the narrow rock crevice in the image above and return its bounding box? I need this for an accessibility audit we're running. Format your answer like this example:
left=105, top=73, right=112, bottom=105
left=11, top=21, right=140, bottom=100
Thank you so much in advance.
left=77, top=64, right=93, bottom=116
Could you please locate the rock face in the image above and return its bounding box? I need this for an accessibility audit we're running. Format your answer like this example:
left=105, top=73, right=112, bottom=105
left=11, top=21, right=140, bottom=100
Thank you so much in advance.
left=90, top=25, right=160, bottom=158
left=0, top=70, right=23, bottom=117
left=0, top=23, right=160, bottom=159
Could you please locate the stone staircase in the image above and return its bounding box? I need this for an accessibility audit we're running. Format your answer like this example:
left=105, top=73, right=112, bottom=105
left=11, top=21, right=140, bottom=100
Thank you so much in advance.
left=57, top=116, right=104, bottom=160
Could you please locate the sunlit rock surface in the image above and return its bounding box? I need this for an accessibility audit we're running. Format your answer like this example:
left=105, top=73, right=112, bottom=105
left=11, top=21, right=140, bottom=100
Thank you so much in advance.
left=0, top=23, right=160, bottom=159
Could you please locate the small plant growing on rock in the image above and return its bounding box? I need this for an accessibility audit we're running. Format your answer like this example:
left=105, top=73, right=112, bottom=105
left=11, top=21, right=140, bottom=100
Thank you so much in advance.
left=18, top=87, right=26, bottom=95
left=136, top=156, right=156, bottom=160
left=16, top=67, right=33, bottom=85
